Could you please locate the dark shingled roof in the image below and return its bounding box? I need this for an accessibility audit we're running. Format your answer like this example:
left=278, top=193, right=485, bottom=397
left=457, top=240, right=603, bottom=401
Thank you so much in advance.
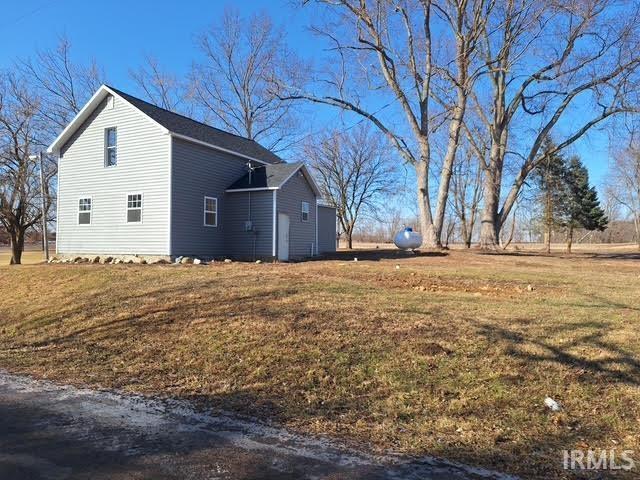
left=107, top=86, right=283, bottom=165
left=227, top=162, right=303, bottom=190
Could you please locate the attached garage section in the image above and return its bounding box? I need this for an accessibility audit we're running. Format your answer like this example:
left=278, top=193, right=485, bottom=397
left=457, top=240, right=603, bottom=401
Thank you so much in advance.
left=317, top=205, right=337, bottom=253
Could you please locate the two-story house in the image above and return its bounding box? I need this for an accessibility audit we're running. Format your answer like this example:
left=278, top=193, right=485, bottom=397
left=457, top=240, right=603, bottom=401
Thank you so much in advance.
left=47, top=85, right=337, bottom=261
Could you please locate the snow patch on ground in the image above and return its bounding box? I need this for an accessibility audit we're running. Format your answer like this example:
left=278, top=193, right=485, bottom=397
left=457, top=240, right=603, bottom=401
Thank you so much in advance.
left=0, top=371, right=518, bottom=480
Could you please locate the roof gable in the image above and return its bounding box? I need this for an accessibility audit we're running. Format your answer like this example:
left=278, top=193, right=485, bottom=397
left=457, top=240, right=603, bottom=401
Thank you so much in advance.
left=227, top=162, right=321, bottom=196
left=48, top=85, right=283, bottom=165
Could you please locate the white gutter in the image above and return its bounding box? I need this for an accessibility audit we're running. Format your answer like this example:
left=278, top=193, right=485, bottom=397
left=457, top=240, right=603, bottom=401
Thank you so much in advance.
left=170, top=132, right=271, bottom=166
left=226, top=187, right=279, bottom=193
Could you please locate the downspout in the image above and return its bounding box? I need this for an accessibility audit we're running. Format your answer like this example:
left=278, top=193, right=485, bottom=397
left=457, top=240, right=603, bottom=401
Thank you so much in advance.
left=55, top=151, right=61, bottom=255
left=272, top=190, right=277, bottom=258
left=315, top=198, right=318, bottom=255
left=249, top=192, right=256, bottom=261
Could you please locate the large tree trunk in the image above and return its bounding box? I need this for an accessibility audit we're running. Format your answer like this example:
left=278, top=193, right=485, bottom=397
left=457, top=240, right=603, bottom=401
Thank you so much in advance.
left=544, top=229, right=551, bottom=254
left=9, top=228, right=24, bottom=265
left=479, top=132, right=506, bottom=249
left=459, top=215, right=471, bottom=248
left=479, top=164, right=501, bottom=249
left=416, top=152, right=440, bottom=249
left=501, top=212, right=517, bottom=250
left=544, top=174, right=552, bottom=254
left=433, top=100, right=466, bottom=245
left=566, top=225, right=573, bottom=254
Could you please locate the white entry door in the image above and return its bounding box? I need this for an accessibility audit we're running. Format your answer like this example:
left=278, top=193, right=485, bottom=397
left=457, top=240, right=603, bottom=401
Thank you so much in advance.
left=278, top=213, right=290, bottom=261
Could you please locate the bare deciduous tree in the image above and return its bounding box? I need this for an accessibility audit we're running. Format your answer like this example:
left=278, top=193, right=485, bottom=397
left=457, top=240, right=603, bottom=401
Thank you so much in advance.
left=305, top=125, right=396, bottom=248
left=16, top=36, right=106, bottom=259
left=472, top=0, right=640, bottom=249
left=130, top=56, right=192, bottom=114
left=0, top=75, right=54, bottom=264
left=608, top=145, right=640, bottom=249
left=499, top=202, right=518, bottom=250
left=19, top=36, right=105, bottom=139
left=450, top=143, right=483, bottom=247
left=190, top=9, right=304, bottom=153
left=281, top=0, right=492, bottom=248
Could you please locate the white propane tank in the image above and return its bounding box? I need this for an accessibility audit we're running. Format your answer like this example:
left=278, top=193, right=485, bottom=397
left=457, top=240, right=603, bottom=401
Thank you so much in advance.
left=394, top=227, right=422, bottom=250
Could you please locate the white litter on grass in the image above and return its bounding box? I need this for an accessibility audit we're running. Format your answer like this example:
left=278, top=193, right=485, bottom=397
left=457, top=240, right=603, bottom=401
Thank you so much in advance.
left=544, top=397, right=562, bottom=412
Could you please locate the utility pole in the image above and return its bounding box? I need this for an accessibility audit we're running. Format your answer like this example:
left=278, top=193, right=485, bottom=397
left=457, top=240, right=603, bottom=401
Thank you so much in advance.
left=38, top=152, right=49, bottom=261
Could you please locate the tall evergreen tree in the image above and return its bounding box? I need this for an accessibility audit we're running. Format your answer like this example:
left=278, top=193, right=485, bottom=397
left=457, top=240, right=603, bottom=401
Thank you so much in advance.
left=532, top=138, right=568, bottom=253
left=561, top=157, right=608, bottom=253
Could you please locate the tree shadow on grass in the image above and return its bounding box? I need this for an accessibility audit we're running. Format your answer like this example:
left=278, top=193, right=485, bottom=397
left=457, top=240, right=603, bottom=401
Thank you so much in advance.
left=7, top=282, right=296, bottom=351
left=4, top=269, right=638, bottom=478
left=473, top=319, right=640, bottom=387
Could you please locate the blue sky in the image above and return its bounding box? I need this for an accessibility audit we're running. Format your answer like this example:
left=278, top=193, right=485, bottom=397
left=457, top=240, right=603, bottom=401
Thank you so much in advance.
left=0, top=0, right=315, bottom=86
left=1, top=0, right=613, bottom=192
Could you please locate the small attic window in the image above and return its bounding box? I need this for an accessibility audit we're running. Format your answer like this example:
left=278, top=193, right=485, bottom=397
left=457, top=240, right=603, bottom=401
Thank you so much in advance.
left=106, top=96, right=115, bottom=110
left=105, top=127, right=117, bottom=167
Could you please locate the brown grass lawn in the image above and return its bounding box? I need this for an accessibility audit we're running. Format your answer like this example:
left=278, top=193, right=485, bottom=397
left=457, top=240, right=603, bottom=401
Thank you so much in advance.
left=1, top=249, right=639, bottom=478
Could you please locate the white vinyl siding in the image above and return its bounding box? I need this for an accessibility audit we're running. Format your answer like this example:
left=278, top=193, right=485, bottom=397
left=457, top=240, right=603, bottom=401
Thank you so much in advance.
left=57, top=95, right=170, bottom=255
left=204, top=196, right=217, bottom=227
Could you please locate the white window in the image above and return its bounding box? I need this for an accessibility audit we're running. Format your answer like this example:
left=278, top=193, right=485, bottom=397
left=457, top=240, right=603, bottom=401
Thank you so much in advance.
left=204, top=196, right=217, bottom=227
left=301, top=201, right=310, bottom=222
left=78, top=197, right=92, bottom=225
left=105, top=127, right=117, bottom=167
left=127, top=194, right=143, bottom=223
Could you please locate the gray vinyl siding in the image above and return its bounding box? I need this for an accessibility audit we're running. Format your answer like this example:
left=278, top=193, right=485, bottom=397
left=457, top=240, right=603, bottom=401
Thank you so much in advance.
left=318, top=206, right=337, bottom=253
left=171, top=138, right=256, bottom=257
left=224, top=191, right=274, bottom=259
left=57, top=95, right=170, bottom=255
left=276, top=171, right=317, bottom=259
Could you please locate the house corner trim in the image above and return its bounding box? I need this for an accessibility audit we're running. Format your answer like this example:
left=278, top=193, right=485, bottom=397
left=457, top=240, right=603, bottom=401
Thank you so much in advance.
left=272, top=190, right=277, bottom=257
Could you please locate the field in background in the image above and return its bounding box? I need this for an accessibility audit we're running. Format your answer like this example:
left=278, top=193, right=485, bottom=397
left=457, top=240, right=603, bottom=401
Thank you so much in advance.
left=0, top=249, right=639, bottom=478
left=344, top=240, right=640, bottom=254
left=0, top=250, right=47, bottom=265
